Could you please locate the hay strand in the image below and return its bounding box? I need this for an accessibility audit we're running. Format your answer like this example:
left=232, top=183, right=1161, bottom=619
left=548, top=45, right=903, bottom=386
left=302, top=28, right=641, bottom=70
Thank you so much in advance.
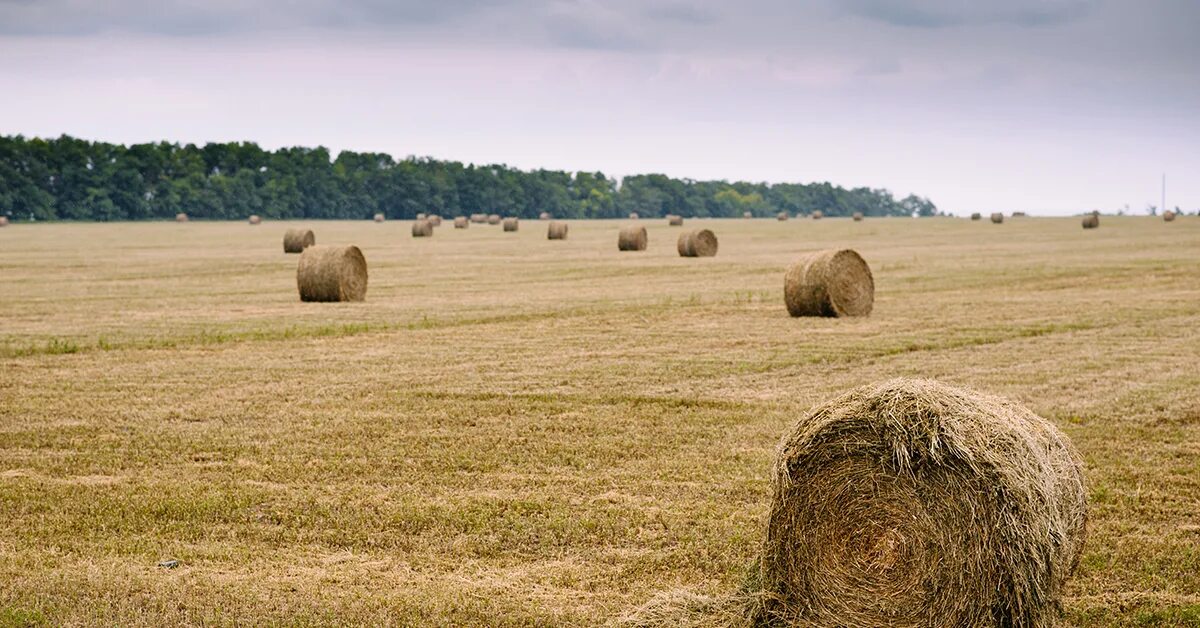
left=618, top=225, right=648, bottom=251
left=783, top=249, right=873, bottom=317
left=677, top=229, right=718, bottom=257
left=283, top=228, right=315, bottom=253
left=296, top=245, right=368, bottom=302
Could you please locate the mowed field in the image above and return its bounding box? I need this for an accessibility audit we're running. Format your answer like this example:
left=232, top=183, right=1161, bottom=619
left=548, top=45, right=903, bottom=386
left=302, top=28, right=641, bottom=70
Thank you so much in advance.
left=1, top=216, right=1198, bottom=626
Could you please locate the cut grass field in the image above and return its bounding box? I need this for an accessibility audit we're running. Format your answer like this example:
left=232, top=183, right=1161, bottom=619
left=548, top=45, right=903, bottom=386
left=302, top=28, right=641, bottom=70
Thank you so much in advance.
left=1, top=216, right=1198, bottom=626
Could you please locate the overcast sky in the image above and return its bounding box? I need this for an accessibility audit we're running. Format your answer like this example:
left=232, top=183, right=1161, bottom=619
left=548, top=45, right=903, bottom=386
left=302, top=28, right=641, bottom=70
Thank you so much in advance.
left=1, top=0, right=1196, bottom=215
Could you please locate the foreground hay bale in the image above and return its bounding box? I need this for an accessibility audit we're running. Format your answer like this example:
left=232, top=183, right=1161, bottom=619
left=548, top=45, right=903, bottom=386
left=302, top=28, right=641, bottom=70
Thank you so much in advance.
left=283, top=228, right=315, bottom=253
left=1164, top=210, right=1177, bottom=222
left=668, top=215, right=684, bottom=226
left=755, top=379, right=1087, bottom=627
left=811, top=210, right=823, bottom=220
left=373, top=213, right=385, bottom=223
left=175, top=213, right=188, bottom=223
left=248, top=215, right=262, bottom=225
left=618, top=225, right=648, bottom=251
left=547, top=221, right=568, bottom=240
left=502, top=217, right=519, bottom=232
left=991, top=212, right=1005, bottom=224
left=852, top=212, right=863, bottom=221
left=677, top=229, right=718, bottom=257
left=784, top=249, right=873, bottom=317
left=454, top=216, right=469, bottom=229
left=539, top=211, right=551, bottom=220
left=971, top=212, right=982, bottom=221
left=1082, top=215, right=1099, bottom=229
left=412, top=220, right=433, bottom=237
left=487, top=214, right=501, bottom=225
left=296, top=245, right=367, bottom=302
left=777, top=212, right=789, bottom=221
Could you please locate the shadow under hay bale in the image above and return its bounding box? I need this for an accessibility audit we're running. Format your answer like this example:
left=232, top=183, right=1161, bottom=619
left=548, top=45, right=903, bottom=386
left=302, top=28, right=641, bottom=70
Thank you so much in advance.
left=668, top=215, right=684, bottom=226
left=412, top=220, right=433, bottom=237
left=502, top=217, right=519, bottom=232
left=296, top=245, right=367, bottom=302
left=248, top=215, right=262, bottom=225
left=283, top=228, right=315, bottom=254
left=175, top=213, right=188, bottom=223
left=677, top=229, right=718, bottom=257
left=991, top=213, right=1004, bottom=224
left=454, top=216, right=469, bottom=229
left=1082, top=215, right=1099, bottom=229
left=618, top=225, right=648, bottom=251
left=784, top=249, right=873, bottom=317
left=547, top=221, right=568, bottom=240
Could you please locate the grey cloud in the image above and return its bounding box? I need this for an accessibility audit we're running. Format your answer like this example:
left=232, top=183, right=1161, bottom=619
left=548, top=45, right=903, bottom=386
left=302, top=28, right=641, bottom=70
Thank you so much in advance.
left=840, top=0, right=1098, bottom=28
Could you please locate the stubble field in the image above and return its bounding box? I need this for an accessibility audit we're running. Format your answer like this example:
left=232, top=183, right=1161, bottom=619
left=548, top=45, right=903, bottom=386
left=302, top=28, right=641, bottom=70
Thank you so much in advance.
left=1, top=216, right=1198, bottom=626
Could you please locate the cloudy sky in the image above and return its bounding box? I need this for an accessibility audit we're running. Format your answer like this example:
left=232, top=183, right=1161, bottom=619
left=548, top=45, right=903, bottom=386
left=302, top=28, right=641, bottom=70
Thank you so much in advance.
left=1, top=0, right=1196, bottom=215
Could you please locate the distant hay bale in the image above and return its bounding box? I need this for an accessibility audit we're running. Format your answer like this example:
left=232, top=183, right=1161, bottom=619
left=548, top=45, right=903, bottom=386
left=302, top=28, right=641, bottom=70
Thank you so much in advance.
left=470, top=213, right=487, bottom=223
left=454, top=216, right=469, bottom=229
left=1082, top=215, right=1099, bottom=229
left=784, top=249, right=873, bottom=317
left=991, top=213, right=1005, bottom=224
left=283, top=228, right=315, bottom=254
left=417, top=212, right=427, bottom=220
left=0, top=216, right=8, bottom=227
left=1091, top=210, right=1100, bottom=217
left=412, top=220, right=433, bottom=237
left=175, top=213, right=188, bottom=223
left=971, top=212, right=982, bottom=221
left=248, top=215, right=262, bottom=225
left=852, top=212, right=863, bottom=221
left=539, top=211, right=552, bottom=220
left=1013, top=211, right=1027, bottom=217
left=502, top=217, right=519, bottom=232
left=677, top=229, right=718, bottom=257
left=487, top=214, right=501, bottom=225
left=743, top=211, right=753, bottom=219
left=811, top=211, right=823, bottom=220
left=618, top=224, right=648, bottom=251
left=777, top=212, right=789, bottom=221
left=668, top=215, right=684, bottom=226
left=296, top=245, right=368, bottom=302
left=755, top=379, right=1087, bottom=627
left=1163, top=210, right=1177, bottom=222
left=373, top=213, right=385, bottom=223
left=547, top=221, right=568, bottom=240
left=427, top=215, right=442, bottom=227
left=629, top=212, right=640, bottom=220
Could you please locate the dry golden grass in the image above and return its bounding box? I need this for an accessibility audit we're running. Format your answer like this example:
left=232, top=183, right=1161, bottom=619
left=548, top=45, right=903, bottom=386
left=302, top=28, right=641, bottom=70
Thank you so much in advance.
left=1, top=216, right=1198, bottom=626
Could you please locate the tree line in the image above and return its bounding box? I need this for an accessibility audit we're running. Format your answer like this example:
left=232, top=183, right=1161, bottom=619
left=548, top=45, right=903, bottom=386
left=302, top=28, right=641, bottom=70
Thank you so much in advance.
left=0, top=135, right=937, bottom=221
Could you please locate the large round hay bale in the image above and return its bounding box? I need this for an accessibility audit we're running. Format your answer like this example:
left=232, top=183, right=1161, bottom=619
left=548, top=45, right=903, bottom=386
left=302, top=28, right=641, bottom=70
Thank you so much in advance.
left=991, top=212, right=1005, bottom=224
left=454, top=216, right=469, bottom=229
left=539, top=211, right=551, bottom=220
left=470, top=213, right=487, bottom=224
left=283, top=228, right=316, bottom=254
left=547, top=221, right=568, bottom=240
left=427, top=215, right=442, bottom=227
left=852, top=212, right=863, bottom=221
left=487, top=214, right=501, bottom=225
left=175, top=213, right=189, bottom=223
left=677, top=229, right=718, bottom=257
left=756, top=379, right=1087, bottom=627
left=784, top=249, right=873, bottom=317
left=743, top=211, right=753, bottom=219
left=502, top=217, right=519, bottom=232
left=412, top=220, right=433, bottom=237
left=1163, top=210, right=1176, bottom=222
left=373, top=213, right=385, bottom=223
left=970, top=212, right=982, bottom=221
left=811, top=210, right=823, bottom=220
left=777, top=212, right=789, bottom=221
left=618, top=225, right=648, bottom=251
left=248, top=215, right=262, bottom=225
left=668, top=214, right=684, bottom=226
left=296, top=245, right=367, bottom=302
left=0, top=216, right=9, bottom=227
left=1082, top=215, right=1099, bottom=229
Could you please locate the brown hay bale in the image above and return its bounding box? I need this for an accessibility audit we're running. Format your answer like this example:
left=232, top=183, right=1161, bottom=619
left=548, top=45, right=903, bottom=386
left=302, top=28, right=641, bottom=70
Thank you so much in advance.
left=427, top=215, right=442, bottom=227
left=547, top=221, right=568, bottom=240
left=629, top=212, right=640, bottom=220
left=1013, top=211, right=1027, bottom=217
left=777, top=212, right=789, bottom=221
left=852, top=212, right=863, bottom=221
left=373, top=213, right=385, bottom=223
left=539, top=211, right=551, bottom=220
left=283, top=228, right=316, bottom=254
left=783, top=249, right=873, bottom=317
left=991, top=212, right=1005, bottom=224
left=454, top=216, right=469, bottom=229
left=743, top=211, right=753, bottom=219
left=1091, top=210, right=1100, bottom=218
left=0, top=216, right=8, bottom=227
left=175, top=213, right=189, bottom=223
left=668, top=215, right=684, bottom=226
left=248, top=215, right=262, bottom=225
left=487, top=214, right=501, bottom=225
left=416, top=212, right=427, bottom=220
left=412, top=220, right=433, bottom=237
left=296, top=245, right=368, bottom=302
left=756, top=379, right=1087, bottom=627
left=677, top=229, right=718, bottom=257
left=470, top=213, right=487, bottom=223
left=502, top=217, right=519, bottom=232
left=1164, top=210, right=1177, bottom=222
left=1082, top=215, right=1099, bottom=229
left=811, top=210, right=823, bottom=220
left=970, top=212, right=982, bottom=221
left=618, top=224, right=648, bottom=251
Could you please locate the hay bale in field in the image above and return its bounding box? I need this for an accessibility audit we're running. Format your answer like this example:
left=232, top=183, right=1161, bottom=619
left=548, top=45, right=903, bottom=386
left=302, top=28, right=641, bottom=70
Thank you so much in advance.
left=618, top=224, right=648, bottom=251
left=1163, top=210, right=1176, bottom=222
left=427, top=215, right=442, bottom=227
left=248, top=215, right=262, bottom=225
left=811, top=211, right=823, bottom=220
left=487, top=214, right=501, bottom=225
left=668, top=214, right=684, bottom=226
left=777, top=212, right=789, bottom=221
left=1082, top=215, right=1099, bottom=229
left=547, top=221, right=568, bottom=240
left=412, top=219, right=433, bottom=237
left=991, top=212, right=1005, bottom=224
left=0, top=216, right=8, bottom=227
left=373, top=213, right=385, bottom=223
left=539, top=211, right=552, bottom=220
left=175, top=213, right=189, bottom=223
left=454, top=216, right=469, bottom=229
left=502, top=217, right=519, bottom=231
left=1013, top=211, right=1027, bottom=217
left=283, top=228, right=315, bottom=253
left=754, top=379, right=1087, bottom=627
left=417, top=212, right=427, bottom=220
left=743, top=211, right=753, bottom=219
left=852, top=212, right=863, bottom=221
left=296, top=245, right=368, bottom=302
left=470, top=213, right=487, bottom=224
left=971, top=212, right=982, bottom=221
left=784, top=249, right=873, bottom=317
left=629, top=212, right=640, bottom=220
left=677, top=229, right=718, bottom=257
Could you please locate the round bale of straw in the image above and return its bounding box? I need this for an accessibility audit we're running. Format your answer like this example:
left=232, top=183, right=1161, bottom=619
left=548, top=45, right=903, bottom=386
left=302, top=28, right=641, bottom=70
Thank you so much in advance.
left=373, top=213, right=385, bottom=223
left=743, top=211, right=753, bottom=219
left=677, top=229, right=718, bottom=257
left=427, top=215, right=442, bottom=227
left=412, top=220, right=433, bottom=237
left=454, top=216, right=469, bottom=229
left=283, top=228, right=315, bottom=253
left=296, top=245, right=367, bottom=302
left=668, top=214, right=684, bottom=226
left=629, top=212, right=639, bottom=220
left=1164, top=210, right=1177, bottom=222
left=852, top=212, right=864, bottom=221
left=502, top=217, right=519, bottom=232
left=0, top=216, right=9, bottom=227
left=539, top=211, right=551, bottom=220
left=175, top=213, right=189, bottom=223
left=487, top=214, right=501, bottom=225
left=991, top=212, right=1005, bottom=224
left=248, top=215, right=262, bottom=225
left=547, top=221, right=568, bottom=240
left=971, top=212, right=982, bottom=221
left=416, top=212, right=427, bottom=220
left=784, top=249, right=873, bottom=317
left=618, top=224, right=648, bottom=251
left=1082, top=215, right=1099, bottom=229
left=756, top=379, right=1087, bottom=627
left=777, top=212, right=789, bottom=221
left=470, top=213, right=486, bottom=224
left=811, top=210, right=823, bottom=220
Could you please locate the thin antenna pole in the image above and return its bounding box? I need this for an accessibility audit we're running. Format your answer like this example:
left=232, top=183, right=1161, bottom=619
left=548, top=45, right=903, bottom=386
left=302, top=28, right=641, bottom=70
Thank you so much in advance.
left=1162, top=173, right=1166, bottom=215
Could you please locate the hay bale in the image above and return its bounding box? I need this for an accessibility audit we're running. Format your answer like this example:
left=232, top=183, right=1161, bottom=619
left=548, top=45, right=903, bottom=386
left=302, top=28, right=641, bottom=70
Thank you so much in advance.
left=547, top=221, right=568, bottom=240
left=811, top=211, right=823, bottom=220
left=743, top=211, right=753, bottom=219
left=373, top=213, right=385, bottom=223
left=283, top=228, right=315, bottom=254
left=1082, top=215, right=1099, bottom=229
left=470, top=213, right=487, bottom=223
left=677, top=229, right=718, bottom=257
left=454, top=216, right=469, bottom=229
left=417, top=212, right=427, bottom=220
left=175, top=213, right=189, bottom=223
left=427, top=215, right=442, bottom=227
left=668, top=215, right=684, bottom=226
left=539, top=211, right=552, bottom=220
left=296, top=245, right=368, bottom=302
left=629, top=212, right=640, bottom=220
left=991, top=212, right=1005, bottom=224
left=487, top=214, right=501, bottom=225
left=0, top=216, right=8, bottom=227
left=1164, top=210, right=1177, bottom=222
left=777, top=212, right=789, bottom=221
left=852, top=212, right=863, bottom=221
left=756, top=379, right=1087, bottom=627
left=618, top=224, right=648, bottom=251
left=1013, top=211, right=1027, bottom=217
left=970, top=212, right=982, bottom=221
left=784, top=249, right=873, bottom=317
left=502, top=217, right=519, bottom=232
left=248, top=215, right=262, bottom=225
left=412, top=220, right=433, bottom=237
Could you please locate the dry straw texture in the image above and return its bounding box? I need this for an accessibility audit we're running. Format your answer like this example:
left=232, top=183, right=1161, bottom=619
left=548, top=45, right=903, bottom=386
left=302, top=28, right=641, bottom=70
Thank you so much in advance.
left=282, top=228, right=315, bottom=254
left=547, top=221, right=568, bottom=240
left=454, top=216, right=469, bottom=229
left=668, top=215, right=684, bottom=226
left=373, top=213, right=385, bottom=223
left=487, top=214, right=501, bottom=225
left=677, top=229, right=718, bottom=257
left=1163, top=211, right=1177, bottom=222
left=618, top=225, right=648, bottom=251
left=248, top=215, right=262, bottom=225
left=783, top=249, right=874, bottom=317
left=852, top=212, right=863, bottom=221
left=539, top=211, right=552, bottom=220
left=503, top=217, right=519, bottom=232
left=412, top=220, right=433, bottom=238
left=175, top=213, right=188, bottom=223
left=1082, top=215, right=1099, bottom=229
left=776, top=212, right=788, bottom=221
left=971, top=213, right=982, bottom=221
left=811, top=211, right=823, bottom=220
left=991, top=213, right=1005, bottom=224
left=296, top=245, right=368, bottom=302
